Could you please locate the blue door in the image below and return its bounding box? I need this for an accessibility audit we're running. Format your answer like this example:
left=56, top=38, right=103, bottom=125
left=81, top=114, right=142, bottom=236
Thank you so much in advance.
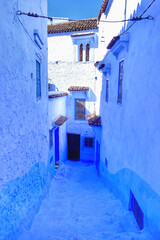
left=96, top=141, right=100, bottom=175
left=55, top=127, right=59, bottom=163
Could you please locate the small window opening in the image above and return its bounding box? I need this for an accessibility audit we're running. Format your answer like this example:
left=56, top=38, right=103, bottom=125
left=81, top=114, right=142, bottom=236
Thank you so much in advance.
left=85, top=137, right=94, bottom=147
left=36, top=60, right=41, bottom=99
left=79, top=44, right=83, bottom=62
left=106, top=78, right=109, bottom=102
left=117, top=60, right=124, bottom=103
left=85, top=43, right=89, bottom=62
left=49, top=129, right=53, bottom=149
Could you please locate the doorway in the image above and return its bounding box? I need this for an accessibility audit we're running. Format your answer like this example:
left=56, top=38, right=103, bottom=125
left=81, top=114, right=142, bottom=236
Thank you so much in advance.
left=67, top=133, right=80, bottom=160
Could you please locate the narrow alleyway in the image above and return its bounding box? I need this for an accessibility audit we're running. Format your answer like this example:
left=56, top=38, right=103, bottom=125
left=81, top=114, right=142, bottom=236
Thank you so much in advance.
left=18, top=161, right=152, bottom=240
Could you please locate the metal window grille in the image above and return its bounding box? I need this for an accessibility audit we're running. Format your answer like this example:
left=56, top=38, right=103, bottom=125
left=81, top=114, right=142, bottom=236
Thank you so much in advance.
left=49, top=129, right=53, bottom=149
left=85, top=43, right=89, bottom=62
left=117, top=60, right=124, bottom=103
left=79, top=44, right=83, bottom=62
left=36, top=60, right=41, bottom=99
left=75, top=99, right=85, bottom=120
left=85, top=137, right=94, bottom=147
left=106, top=78, right=109, bottom=102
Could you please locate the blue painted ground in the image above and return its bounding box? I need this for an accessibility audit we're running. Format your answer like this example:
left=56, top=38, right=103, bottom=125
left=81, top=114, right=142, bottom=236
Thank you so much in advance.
left=18, top=161, right=153, bottom=240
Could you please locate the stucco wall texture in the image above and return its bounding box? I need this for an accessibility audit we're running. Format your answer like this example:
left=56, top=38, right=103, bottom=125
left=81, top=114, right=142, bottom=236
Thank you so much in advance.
left=97, top=0, right=160, bottom=237
left=0, top=0, right=49, bottom=238
left=48, top=95, right=68, bottom=166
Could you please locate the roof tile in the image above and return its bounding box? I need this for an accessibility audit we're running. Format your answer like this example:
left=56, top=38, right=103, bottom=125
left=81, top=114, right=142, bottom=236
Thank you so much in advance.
left=68, top=86, right=89, bottom=91
left=48, top=18, right=98, bottom=34
left=49, top=92, right=68, bottom=98
left=55, top=115, right=68, bottom=126
left=98, top=0, right=109, bottom=21
left=87, top=113, right=101, bottom=126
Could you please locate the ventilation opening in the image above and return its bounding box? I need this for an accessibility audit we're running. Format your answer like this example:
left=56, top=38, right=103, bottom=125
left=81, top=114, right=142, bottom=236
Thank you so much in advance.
left=129, top=190, right=144, bottom=230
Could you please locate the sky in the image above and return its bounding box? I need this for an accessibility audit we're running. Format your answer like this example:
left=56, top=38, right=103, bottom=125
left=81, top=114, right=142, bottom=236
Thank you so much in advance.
left=48, top=0, right=102, bottom=20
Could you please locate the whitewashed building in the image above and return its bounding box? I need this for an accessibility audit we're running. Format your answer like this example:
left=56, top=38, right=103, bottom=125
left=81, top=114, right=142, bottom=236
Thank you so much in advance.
left=94, top=0, right=160, bottom=238
left=0, top=1, right=49, bottom=239
left=48, top=18, right=100, bottom=162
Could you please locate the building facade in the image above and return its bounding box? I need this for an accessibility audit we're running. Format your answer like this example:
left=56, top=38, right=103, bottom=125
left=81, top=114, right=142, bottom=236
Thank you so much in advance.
left=0, top=1, right=49, bottom=238
left=94, top=0, right=160, bottom=238
left=48, top=18, right=100, bottom=162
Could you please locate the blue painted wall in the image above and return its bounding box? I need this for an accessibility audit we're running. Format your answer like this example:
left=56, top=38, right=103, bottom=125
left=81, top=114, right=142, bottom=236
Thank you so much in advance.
left=0, top=162, right=51, bottom=240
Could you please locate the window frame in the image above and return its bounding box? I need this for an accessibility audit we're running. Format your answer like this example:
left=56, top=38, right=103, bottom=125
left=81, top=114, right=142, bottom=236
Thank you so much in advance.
left=36, top=60, right=41, bottom=100
left=75, top=98, right=86, bottom=120
left=85, top=43, right=90, bottom=62
left=79, top=43, right=83, bottom=62
left=49, top=129, right=53, bottom=149
left=106, top=77, right=109, bottom=102
left=117, top=59, right=124, bottom=104
left=84, top=137, right=94, bottom=147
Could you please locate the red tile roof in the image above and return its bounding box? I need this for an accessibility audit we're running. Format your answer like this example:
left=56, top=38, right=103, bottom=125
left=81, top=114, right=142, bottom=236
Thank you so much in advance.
left=87, top=113, right=101, bottom=126
left=49, top=92, right=68, bottom=98
left=48, top=18, right=98, bottom=34
left=55, top=115, right=68, bottom=126
left=98, top=0, right=109, bottom=21
left=107, top=35, right=120, bottom=49
left=68, top=86, right=89, bottom=91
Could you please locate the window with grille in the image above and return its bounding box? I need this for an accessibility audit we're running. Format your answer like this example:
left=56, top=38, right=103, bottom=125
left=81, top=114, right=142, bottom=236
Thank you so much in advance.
left=79, top=44, right=83, bottom=62
left=75, top=99, right=85, bottom=120
left=85, top=43, right=89, bottom=62
left=106, top=78, right=109, bottom=102
left=36, top=60, right=41, bottom=99
left=117, top=60, right=124, bottom=103
left=49, top=129, right=53, bottom=149
left=85, top=138, right=94, bottom=147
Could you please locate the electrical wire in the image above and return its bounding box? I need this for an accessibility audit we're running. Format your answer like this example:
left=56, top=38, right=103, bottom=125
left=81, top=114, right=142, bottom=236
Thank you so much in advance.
left=17, top=15, right=47, bottom=59
left=100, top=15, right=153, bottom=23
left=16, top=10, right=55, bottom=21
left=120, top=0, right=155, bottom=36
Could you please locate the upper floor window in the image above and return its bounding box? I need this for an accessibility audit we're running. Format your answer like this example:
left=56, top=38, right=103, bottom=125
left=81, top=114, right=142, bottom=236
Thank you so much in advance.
left=117, top=60, right=124, bottom=104
left=79, top=44, right=83, bottom=62
left=36, top=60, right=41, bottom=99
left=85, top=43, right=89, bottom=62
left=75, top=99, right=85, bottom=120
left=106, top=78, right=109, bottom=102
left=49, top=129, right=53, bottom=149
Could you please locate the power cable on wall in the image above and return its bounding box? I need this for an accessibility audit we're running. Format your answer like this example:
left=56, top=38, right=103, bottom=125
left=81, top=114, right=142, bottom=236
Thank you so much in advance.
left=17, top=14, right=47, bottom=60
left=120, top=0, right=155, bottom=36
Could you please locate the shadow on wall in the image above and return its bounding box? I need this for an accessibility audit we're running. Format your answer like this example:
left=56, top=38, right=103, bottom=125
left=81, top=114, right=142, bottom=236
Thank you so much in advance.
left=99, top=163, right=160, bottom=239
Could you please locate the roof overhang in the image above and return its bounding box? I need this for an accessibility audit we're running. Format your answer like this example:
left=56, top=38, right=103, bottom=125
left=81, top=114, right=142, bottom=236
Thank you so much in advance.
left=108, top=33, right=129, bottom=58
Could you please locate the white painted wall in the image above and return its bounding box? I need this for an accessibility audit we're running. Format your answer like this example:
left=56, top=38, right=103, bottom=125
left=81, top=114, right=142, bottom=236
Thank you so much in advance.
left=48, top=95, right=68, bottom=166
left=48, top=29, right=98, bottom=63
left=97, top=0, right=160, bottom=237
left=98, top=0, right=142, bottom=60
left=67, top=91, right=95, bottom=162
left=0, top=0, right=48, bottom=238
left=48, top=25, right=99, bottom=162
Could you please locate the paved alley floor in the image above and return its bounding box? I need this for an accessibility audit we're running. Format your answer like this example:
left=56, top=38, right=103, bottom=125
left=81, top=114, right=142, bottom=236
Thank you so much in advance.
left=18, top=161, right=153, bottom=240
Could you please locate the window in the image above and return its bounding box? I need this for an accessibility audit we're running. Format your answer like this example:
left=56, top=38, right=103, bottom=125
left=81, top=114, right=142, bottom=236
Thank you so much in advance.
left=117, top=60, right=124, bottom=103
left=106, top=78, right=109, bottom=102
left=49, top=129, right=53, bottom=149
left=75, top=99, right=85, bottom=120
left=79, top=44, right=83, bottom=62
left=36, top=60, right=41, bottom=99
left=85, top=43, right=89, bottom=61
left=85, top=137, right=94, bottom=147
